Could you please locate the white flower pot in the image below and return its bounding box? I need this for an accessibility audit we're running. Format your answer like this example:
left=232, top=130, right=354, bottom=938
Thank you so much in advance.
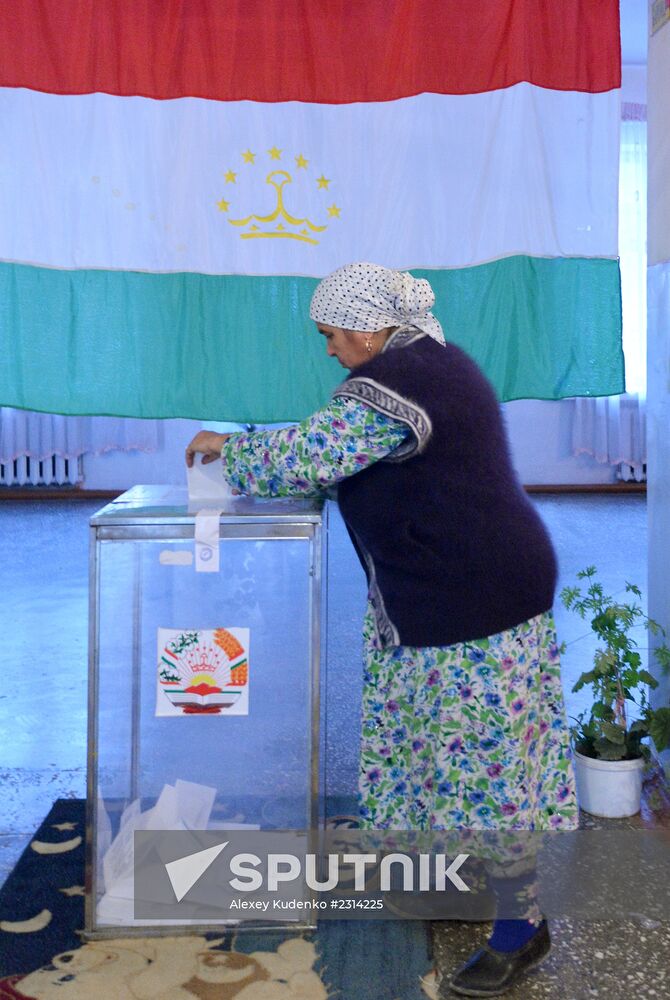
left=573, top=749, right=645, bottom=818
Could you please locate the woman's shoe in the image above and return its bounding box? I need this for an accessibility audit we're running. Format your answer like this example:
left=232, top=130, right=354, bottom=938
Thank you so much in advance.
left=447, top=919, right=551, bottom=997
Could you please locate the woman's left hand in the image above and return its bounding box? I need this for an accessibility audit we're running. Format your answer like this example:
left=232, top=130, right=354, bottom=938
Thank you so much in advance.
left=185, top=430, right=231, bottom=467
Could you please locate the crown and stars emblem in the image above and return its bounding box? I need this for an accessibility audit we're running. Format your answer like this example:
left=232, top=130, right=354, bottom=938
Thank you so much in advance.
left=216, top=147, right=341, bottom=245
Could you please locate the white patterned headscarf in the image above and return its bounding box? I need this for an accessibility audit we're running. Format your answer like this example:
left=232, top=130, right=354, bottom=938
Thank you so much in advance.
left=309, top=262, right=446, bottom=345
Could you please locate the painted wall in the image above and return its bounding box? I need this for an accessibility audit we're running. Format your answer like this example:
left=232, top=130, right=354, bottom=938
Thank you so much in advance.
left=622, top=62, right=647, bottom=101
left=79, top=400, right=617, bottom=490
left=647, top=15, right=670, bottom=771
left=81, top=418, right=242, bottom=490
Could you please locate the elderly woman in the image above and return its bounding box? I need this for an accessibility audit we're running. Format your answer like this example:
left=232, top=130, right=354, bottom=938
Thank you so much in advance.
left=185, top=263, right=578, bottom=997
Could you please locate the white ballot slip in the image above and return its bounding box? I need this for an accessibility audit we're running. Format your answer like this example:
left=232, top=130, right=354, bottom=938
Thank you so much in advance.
left=187, top=454, right=235, bottom=502
left=101, top=781, right=218, bottom=897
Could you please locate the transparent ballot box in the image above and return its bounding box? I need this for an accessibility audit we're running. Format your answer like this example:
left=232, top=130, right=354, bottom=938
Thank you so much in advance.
left=85, top=486, right=327, bottom=937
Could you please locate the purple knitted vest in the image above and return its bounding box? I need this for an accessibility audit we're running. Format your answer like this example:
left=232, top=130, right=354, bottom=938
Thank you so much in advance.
left=333, top=331, right=557, bottom=648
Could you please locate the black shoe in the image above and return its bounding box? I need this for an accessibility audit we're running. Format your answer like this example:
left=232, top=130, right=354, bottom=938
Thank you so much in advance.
left=446, top=919, right=551, bottom=997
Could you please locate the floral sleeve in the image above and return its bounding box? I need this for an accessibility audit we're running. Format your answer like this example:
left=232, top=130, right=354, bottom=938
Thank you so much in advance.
left=220, top=396, right=409, bottom=498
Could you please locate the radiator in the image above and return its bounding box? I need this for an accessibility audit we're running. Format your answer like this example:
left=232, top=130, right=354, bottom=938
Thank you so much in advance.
left=0, top=454, right=82, bottom=487
left=617, top=462, right=647, bottom=483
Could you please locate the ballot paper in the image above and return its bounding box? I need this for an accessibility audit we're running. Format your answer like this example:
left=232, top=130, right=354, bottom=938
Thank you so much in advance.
left=101, top=780, right=216, bottom=895
left=187, top=454, right=235, bottom=502
left=187, top=458, right=238, bottom=571
left=97, top=780, right=262, bottom=924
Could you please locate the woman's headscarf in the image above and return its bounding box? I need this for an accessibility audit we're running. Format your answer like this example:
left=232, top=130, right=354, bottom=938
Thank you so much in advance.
left=309, top=262, right=445, bottom=345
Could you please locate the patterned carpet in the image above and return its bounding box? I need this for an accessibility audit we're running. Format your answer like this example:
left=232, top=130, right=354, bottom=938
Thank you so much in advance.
left=0, top=799, right=434, bottom=1000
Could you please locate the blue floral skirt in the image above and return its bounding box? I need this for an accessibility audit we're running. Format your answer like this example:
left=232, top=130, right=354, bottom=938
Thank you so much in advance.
left=358, top=605, right=579, bottom=833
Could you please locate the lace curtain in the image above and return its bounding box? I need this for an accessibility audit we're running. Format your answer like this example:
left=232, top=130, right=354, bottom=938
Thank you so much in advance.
left=572, top=111, right=647, bottom=475
left=0, top=409, right=159, bottom=462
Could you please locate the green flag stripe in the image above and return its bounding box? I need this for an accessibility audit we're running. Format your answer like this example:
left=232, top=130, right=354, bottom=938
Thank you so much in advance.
left=0, top=256, right=623, bottom=421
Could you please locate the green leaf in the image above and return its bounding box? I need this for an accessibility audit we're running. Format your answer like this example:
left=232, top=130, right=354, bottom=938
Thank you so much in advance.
left=572, top=669, right=597, bottom=691
left=578, top=566, right=597, bottom=579
left=649, top=708, right=670, bottom=754
left=600, top=720, right=627, bottom=743
left=594, top=651, right=616, bottom=676
left=638, top=670, right=660, bottom=689
left=594, top=737, right=628, bottom=761
left=653, top=645, right=670, bottom=674
left=560, top=586, right=581, bottom=611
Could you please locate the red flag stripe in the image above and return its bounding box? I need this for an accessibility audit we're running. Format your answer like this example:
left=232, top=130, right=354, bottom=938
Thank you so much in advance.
left=0, top=0, right=620, bottom=103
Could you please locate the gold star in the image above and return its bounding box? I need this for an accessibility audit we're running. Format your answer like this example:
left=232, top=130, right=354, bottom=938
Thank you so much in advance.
left=327, top=204, right=341, bottom=217
left=268, top=146, right=282, bottom=160
left=316, top=175, right=331, bottom=189
left=242, top=149, right=255, bottom=164
left=217, top=198, right=230, bottom=212
left=224, top=170, right=237, bottom=183
left=52, top=822, right=77, bottom=831
left=295, top=153, right=309, bottom=169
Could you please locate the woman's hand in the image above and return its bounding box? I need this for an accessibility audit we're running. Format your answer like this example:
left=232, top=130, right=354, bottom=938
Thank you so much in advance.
left=185, top=431, right=231, bottom=467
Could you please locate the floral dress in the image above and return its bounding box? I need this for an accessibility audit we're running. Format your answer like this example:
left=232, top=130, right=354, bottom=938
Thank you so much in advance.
left=221, top=397, right=579, bottom=844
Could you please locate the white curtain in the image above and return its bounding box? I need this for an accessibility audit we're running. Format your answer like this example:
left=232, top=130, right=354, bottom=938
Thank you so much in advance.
left=572, top=110, right=647, bottom=472
left=0, top=408, right=159, bottom=462
left=572, top=392, right=646, bottom=475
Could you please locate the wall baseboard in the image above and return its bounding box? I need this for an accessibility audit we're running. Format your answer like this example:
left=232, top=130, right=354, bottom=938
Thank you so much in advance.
left=525, top=483, right=646, bottom=494
left=0, top=483, right=647, bottom=501
left=0, top=487, right=123, bottom=500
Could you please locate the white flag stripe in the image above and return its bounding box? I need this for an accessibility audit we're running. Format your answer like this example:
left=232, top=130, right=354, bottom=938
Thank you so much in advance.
left=0, top=85, right=618, bottom=276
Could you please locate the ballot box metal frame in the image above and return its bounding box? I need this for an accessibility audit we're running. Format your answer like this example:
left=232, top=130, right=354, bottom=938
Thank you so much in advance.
left=84, top=486, right=328, bottom=938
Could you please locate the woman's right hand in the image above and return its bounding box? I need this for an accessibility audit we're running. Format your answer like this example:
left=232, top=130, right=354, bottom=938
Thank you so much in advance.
left=185, top=430, right=231, bottom=467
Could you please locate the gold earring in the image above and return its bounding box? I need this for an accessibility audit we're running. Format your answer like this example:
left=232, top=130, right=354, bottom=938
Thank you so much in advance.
left=365, top=336, right=372, bottom=354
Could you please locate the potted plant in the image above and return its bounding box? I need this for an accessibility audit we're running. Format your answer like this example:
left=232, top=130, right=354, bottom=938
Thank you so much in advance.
left=560, top=567, right=670, bottom=818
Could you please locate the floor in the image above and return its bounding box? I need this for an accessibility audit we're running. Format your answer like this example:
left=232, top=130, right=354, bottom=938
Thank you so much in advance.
left=2, top=492, right=667, bottom=998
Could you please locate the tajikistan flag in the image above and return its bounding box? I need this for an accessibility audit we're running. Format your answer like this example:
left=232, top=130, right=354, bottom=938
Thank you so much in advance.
left=0, top=0, right=623, bottom=422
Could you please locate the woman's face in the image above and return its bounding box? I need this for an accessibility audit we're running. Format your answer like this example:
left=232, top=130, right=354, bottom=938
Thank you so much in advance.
left=316, top=323, right=391, bottom=369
